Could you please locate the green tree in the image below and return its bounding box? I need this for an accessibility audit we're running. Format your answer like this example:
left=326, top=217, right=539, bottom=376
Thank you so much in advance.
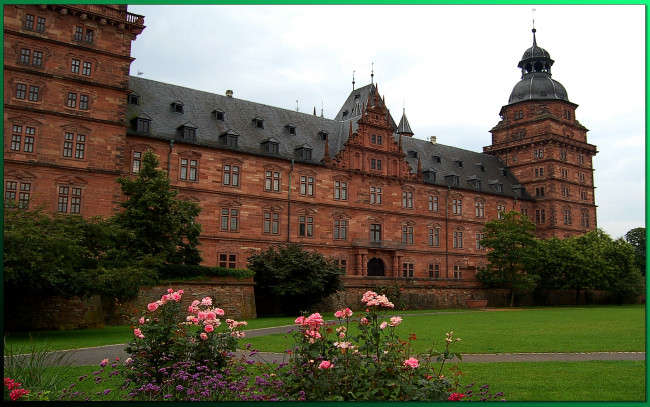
left=247, top=243, right=344, bottom=315
left=476, top=211, right=538, bottom=307
left=3, top=205, right=157, bottom=301
left=625, top=227, right=646, bottom=276
left=114, top=150, right=203, bottom=265
left=605, top=236, right=645, bottom=304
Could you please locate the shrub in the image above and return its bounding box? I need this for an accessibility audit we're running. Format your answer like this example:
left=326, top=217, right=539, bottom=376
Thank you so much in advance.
left=157, top=264, right=254, bottom=281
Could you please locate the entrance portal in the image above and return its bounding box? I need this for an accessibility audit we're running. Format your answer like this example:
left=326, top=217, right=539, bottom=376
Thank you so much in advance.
left=367, top=257, right=385, bottom=276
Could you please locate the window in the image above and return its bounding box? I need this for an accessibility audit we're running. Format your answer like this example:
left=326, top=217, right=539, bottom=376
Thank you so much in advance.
left=535, top=209, right=546, bottom=224
left=220, top=208, right=239, bottom=231
left=536, top=187, right=545, bottom=198
left=136, top=118, right=150, bottom=133
left=10, top=125, right=35, bottom=153
left=74, top=26, right=84, bottom=41
left=452, top=198, right=462, bottom=215
left=334, top=181, right=348, bottom=200
left=63, top=132, right=85, bottom=159
left=428, top=227, right=440, bottom=247
left=429, top=264, right=440, bottom=279
left=171, top=102, right=184, bottom=113
left=497, top=204, right=507, bottom=219
left=402, top=191, right=413, bottom=209
left=182, top=126, right=196, bottom=141
left=219, top=254, right=237, bottom=268
left=453, top=264, right=462, bottom=279
left=132, top=151, right=142, bottom=173
left=128, top=94, right=140, bottom=105
left=402, top=263, right=414, bottom=278
left=370, top=186, right=382, bottom=205
left=453, top=230, right=463, bottom=249
left=28, top=85, right=40, bottom=102
left=318, top=131, right=328, bottom=141
left=253, top=118, right=264, bottom=129
left=66, top=92, right=77, bottom=108
left=85, top=29, right=94, bottom=44
left=580, top=190, right=588, bottom=201
left=5, top=181, right=31, bottom=209
left=579, top=172, right=586, bottom=183
left=71, top=59, right=80, bottom=73
left=564, top=209, right=572, bottom=225
left=475, top=201, right=484, bottom=218
left=535, top=167, right=544, bottom=177
left=581, top=211, right=590, bottom=228
left=476, top=233, right=485, bottom=250
left=223, top=164, right=240, bottom=187
left=71, top=59, right=92, bottom=76
left=179, top=158, right=198, bottom=181
left=370, top=158, right=382, bottom=170
left=370, top=223, right=382, bottom=242
left=214, top=110, right=225, bottom=121
left=263, top=211, right=280, bottom=234
left=36, top=16, right=45, bottom=32
left=74, top=26, right=94, bottom=44
left=15, top=83, right=26, bottom=99
left=560, top=150, right=567, bottom=161
left=335, top=259, right=347, bottom=273
left=300, top=175, right=315, bottom=196
left=334, top=219, right=347, bottom=240
left=561, top=186, right=570, bottom=197
left=20, top=48, right=30, bottom=64
left=19, top=49, right=42, bottom=67
left=286, top=124, right=296, bottom=135
left=82, top=61, right=92, bottom=76
left=32, top=51, right=43, bottom=67
left=514, top=110, right=523, bottom=120
left=78, top=94, right=88, bottom=110
left=265, top=170, right=281, bottom=192
left=534, top=149, right=544, bottom=159
left=578, top=155, right=584, bottom=165
left=454, top=159, right=463, bottom=168
left=428, top=195, right=439, bottom=212
left=25, top=14, right=34, bottom=30
left=299, top=216, right=314, bottom=237
left=561, top=168, right=568, bottom=178
left=402, top=225, right=414, bottom=245
left=57, top=186, right=82, bottom=214
left=371, top=134, right=383, bottom=145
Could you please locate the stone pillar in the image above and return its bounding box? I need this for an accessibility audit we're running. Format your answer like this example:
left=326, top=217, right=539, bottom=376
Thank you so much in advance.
left=361, top=253, right=368, bottom=276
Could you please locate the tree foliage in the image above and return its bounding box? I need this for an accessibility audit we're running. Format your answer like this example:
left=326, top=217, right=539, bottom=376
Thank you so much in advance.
left=476, top=211, right=539, bottom=306
left=114, top=150, right=203, bottom=265
left=625, top=227, right=646, bottom=276
left=247, top=243, right=344, bottom=315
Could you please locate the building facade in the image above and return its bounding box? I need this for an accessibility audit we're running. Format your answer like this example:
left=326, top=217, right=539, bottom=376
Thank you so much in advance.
left=4, top=5, right=597, bottom=287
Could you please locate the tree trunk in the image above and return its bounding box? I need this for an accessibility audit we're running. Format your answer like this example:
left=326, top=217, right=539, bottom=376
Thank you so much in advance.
left=509, top=289, right=515, bottom=307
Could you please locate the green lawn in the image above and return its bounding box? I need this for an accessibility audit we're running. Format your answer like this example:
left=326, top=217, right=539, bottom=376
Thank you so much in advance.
left=243, top=305, right=646, bottom=354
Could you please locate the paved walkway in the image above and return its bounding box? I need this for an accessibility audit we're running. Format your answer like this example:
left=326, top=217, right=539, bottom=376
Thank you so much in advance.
left=20, top=324, right=646, bottom=366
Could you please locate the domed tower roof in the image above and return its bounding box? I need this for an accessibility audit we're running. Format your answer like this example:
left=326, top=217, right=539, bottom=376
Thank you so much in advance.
left=508, top=28, right=569, bottom=104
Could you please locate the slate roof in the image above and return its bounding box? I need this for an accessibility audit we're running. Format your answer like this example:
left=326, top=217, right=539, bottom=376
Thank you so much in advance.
left=127, top=76, right=532, bottom=200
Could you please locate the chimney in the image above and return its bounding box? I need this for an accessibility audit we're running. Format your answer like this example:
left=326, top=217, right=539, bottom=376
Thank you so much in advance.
left=430, top=136, right=437, bottom=144
left=226, top=90, right=233, bottom=98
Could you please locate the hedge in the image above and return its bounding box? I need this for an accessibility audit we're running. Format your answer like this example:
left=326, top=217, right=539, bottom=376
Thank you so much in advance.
left=157, top=264, right=255, bottom=281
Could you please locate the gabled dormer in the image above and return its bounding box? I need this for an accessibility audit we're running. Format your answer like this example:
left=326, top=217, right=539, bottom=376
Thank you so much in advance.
left=178, top=121, right=197, bottom=141
left=219, top=129, right=239, bottom=148
left=131, top=113, right=151, bottom=134
left=171, top=100, right=184, bottom=113
left=261, top=137, right=279, bottom=154
left=294, top=144, right=313, bottom=161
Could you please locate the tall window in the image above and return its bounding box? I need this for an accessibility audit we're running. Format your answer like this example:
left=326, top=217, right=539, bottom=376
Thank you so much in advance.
left=265, top=170, right=281, bottom=192
left=335, top=258, right=347, bottom=273
left=10, top=125, right=35, bottom=153
left=371, top=134, right=383, bottom=145
left=370, top=158, right=382, bottom=170
left=57, top=186, right=82, bottom=214
left=580, top=190, right=588, bottom=201
left=25, top=14, right=34, bottom=30
left=334, top=219, right=347, bottom=240
left=402, top=263, right=414, bottom=278
left=75, top=26, right=94, bottom=43
left=63, top=132, right=85, bottom=159
left=497, top=204, right=506, bottom=219
left=15, top=83, right=26, bottom=99
left=402, top=191, right=414, bottom=209
left=535, top=209, right=546, bottom=224
left=263, top=211, right=280, bottom=235
left=370, top=223, right=382, bottom=242
left=561, top=186, right=570, bottom=197
left=581, top=211, right=590, bottom=228
left=453, top=265, right=462, bottom=279
left=223, top=164, right=240, bottom=187
left=428, top=195, right=439, bottom=212
left=334, top=181, right=348, bottom=200
left=219, top=254, right=237, bottom=268
left=453, top=230, right=463, bottom=248
left=535, top=167, right=544, bottom=177
left=452, top=198, right=462, bottom=215
left=534, top=149, right=544, bottom=159
left=66, top=92, right=77, bottom=108
left=71, top=58, right=81, bottom=74
left=132, top=151, right=142, bottom=173
left=299, top=215, right=314, bottom=237
left=578, top=155, right=585, bottom=165
left=36, top=16, right=45, bottom=32
left=370, top=186, right=382, bottom=205
left=429, top=264, right=440, bottom=279
left=561, top=168, right=569, bottom=178
left=536, top=187, right=545, bottom=198
left=220, top=208, right=239, bottom=231
left=564, top=209, right=572, bottom=225
left=5, top=181, right=31, bottom=209
left=180, top=158, right=198, bottom=181
left=560, top=150, right=567, bottom=161
left=82, top=61, right=92, bottom=76
left=28, top=85, right=40, bottom=102
left=579, top=172, right=586, bottom=183
left=475, top=201, right=485, bottom=218
left=476, top=233, right=485, bottom=250
left=402, top=225, right=414, bottom=245
left=300, top=175, right=315, bottom=196
left=428, top=227, right=440, bottom=247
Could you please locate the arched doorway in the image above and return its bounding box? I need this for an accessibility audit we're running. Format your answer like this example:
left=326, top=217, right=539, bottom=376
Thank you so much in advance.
left=367, top=257, right=385, bottom=276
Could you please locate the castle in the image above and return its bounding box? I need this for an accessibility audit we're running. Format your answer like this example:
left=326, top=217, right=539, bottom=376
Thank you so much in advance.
left=4, top=5, right=597, bottom=287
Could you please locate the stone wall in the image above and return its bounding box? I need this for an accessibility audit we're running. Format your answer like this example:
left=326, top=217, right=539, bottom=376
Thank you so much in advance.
left=5, top=278, right=256, bottom=331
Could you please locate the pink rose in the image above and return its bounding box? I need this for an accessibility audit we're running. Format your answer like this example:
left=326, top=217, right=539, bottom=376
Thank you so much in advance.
left=215, top=308, right=225, bottom=316
left=360, top=317, right=369, bottom=325
left=167, top=288, right=174, bottom=293
left=200, top=332, right=208, bottom=340
left=139, top=317, right=145, bottom=325
left=204, top=324, right=214, bottom=333
left=448, top=393, right=466, bottom=401
left=403, top=357, right=419, bottom=369
left=318, top=360, right=333, bottom=369
left=133, top=328, right=144, bottom=339
left=295, top=316, right=306, bottom=325
left=147, top=302, right=159, bottom=312
left=206, top=311, right=217, bottom=320
left=201, top=297, right=212, bottom=306
left=380, top=321, right=388, bottom=330
left=390, top=316, right=402, bottom=326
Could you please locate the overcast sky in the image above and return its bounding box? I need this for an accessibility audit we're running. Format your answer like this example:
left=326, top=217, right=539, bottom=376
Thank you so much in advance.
left=127, top=4, right=645, bottom=239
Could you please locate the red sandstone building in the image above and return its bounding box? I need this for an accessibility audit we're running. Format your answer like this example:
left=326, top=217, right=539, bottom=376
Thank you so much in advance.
left=4, top=5, right=597, bottom=287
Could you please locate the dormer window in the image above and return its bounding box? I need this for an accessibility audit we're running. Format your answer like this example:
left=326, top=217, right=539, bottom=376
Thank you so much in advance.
left=354, top=93, right=360, bottom=100
left=342, top=110, right=348, bottom=118
left=467, top=176, right=481, bottom=190
left=171, top=101, right=184, bottom=113
left=318, top=130, right=328, bottom=141
left=454, top=159, right=463, bottom=168
left=490, top=181, right=503, bottom=193
left=408, top=150, right=418, bottom=159
left=261, top=138, right=279, bottom=155
left=445, top=174, right=460, bottom=186
left=213, top=109, right=225, bottom=121
left=253, top=117, right=265, bottom=129
left=432, top=155, right=441, bottom=163
left=132, top=114, right=151, bottom=134
left=286, top=124, right=296, bottom=135
left=179, top=122, right=197, bottom=141
left=128, top=93, right=140, bottom=105
left=500, top=168, right=509, bottom=177
left=477, top=163, right=485, bottom=172
left=295, top=144, right=313, bottom=161
left=219, top=130, right=239, bottom=148
left=423, top=169, right=436, bottom=182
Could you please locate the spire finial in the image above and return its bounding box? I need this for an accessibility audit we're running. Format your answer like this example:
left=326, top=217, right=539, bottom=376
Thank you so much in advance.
left=371, top=62, right=374, bottom=85
left=352, top=70, right=355, bottom=90
left=532, top=8, right=537, bottom=46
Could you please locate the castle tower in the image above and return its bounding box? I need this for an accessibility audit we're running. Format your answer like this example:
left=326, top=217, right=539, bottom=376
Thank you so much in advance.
left=483, top=28, right=598, bottom=238
left=3, top=5, right=144, bottom=216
